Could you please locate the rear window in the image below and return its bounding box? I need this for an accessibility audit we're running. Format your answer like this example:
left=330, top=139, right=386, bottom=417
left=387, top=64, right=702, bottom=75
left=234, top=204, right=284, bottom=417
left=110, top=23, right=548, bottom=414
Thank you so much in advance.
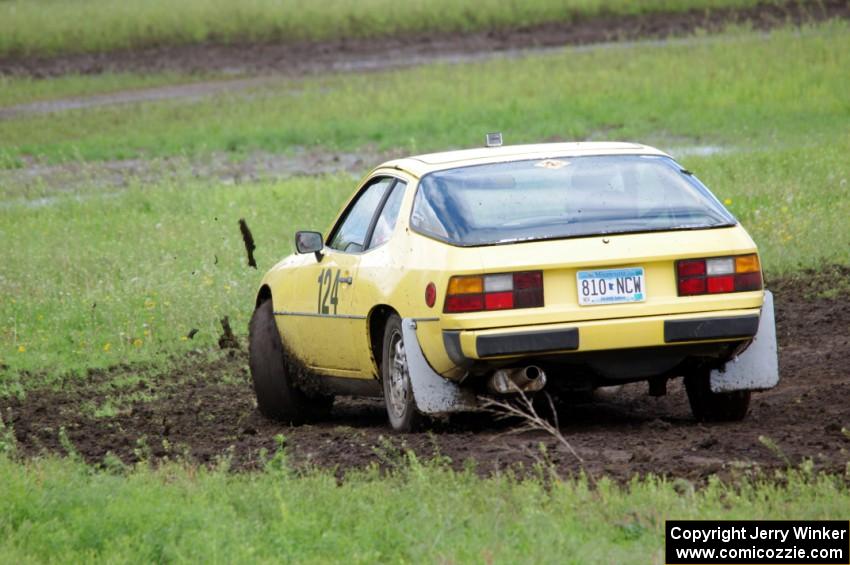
left=410, top=155, right=736, bottom=246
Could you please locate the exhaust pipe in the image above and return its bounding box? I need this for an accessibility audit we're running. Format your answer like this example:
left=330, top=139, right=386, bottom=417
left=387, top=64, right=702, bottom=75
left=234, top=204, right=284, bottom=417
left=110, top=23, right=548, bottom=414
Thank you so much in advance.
left=488, top=365, right=547, bottom=394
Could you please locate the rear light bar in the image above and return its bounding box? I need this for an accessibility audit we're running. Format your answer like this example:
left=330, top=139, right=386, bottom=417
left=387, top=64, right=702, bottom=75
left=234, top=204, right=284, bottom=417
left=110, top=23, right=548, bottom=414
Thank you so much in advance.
left=444, top=271, right=543, bottom=313
left=676, top=254, right=762, bottom=296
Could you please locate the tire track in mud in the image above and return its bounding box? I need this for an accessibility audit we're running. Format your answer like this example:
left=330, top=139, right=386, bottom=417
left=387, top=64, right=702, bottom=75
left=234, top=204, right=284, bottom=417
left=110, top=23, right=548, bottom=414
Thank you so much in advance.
left=3, top=0, right=846, bottom=78
left=3, top=270, right=849, bottom=483
left=1, top=0, right=847, bottom=118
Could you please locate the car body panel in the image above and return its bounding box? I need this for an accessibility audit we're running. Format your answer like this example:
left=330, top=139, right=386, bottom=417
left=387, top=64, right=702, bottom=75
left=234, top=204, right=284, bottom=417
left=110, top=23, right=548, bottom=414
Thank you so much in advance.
left=455, top=307, right=761, bottom=360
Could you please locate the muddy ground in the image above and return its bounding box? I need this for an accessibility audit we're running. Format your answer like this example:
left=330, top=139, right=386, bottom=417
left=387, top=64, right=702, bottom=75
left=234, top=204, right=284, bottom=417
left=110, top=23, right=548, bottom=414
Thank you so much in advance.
left=2, top=0, right=848, bottom=78
left=3, top=269, right=849, bottom=482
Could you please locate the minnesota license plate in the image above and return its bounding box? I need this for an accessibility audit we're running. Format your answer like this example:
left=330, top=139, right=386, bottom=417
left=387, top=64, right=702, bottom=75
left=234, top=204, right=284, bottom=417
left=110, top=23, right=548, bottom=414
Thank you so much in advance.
left=577, top=267, right=646, bottom=306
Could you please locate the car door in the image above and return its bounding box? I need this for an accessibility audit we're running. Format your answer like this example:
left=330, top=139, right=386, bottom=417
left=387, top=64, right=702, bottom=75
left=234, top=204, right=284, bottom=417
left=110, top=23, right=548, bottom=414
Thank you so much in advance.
left=286, top=176, right=397, bottom=375
left=345, top=177, right=410, bottom=373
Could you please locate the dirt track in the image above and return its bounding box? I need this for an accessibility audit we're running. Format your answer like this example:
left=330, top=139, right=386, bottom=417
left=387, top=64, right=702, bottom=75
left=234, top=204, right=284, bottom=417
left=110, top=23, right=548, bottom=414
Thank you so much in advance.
left=2, top=0, right=848, bottom=78
left=4, top=269, right=849, bottom=482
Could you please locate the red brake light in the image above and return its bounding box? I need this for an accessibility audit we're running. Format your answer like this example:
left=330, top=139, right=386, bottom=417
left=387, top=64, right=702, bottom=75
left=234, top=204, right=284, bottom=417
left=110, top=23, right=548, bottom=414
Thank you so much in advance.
left=676, top=254, right=762, bottom=296
left=444, top=271, right=543, bottom=313
left=707, top=275, right=735, bottom=294
left=484, top=291, right=514, bottom=310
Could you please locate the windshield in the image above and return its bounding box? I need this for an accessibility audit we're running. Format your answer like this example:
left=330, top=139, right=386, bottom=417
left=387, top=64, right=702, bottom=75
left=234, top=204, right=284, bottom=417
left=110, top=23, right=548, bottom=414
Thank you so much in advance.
left=410, top=155, right=736, bottom=246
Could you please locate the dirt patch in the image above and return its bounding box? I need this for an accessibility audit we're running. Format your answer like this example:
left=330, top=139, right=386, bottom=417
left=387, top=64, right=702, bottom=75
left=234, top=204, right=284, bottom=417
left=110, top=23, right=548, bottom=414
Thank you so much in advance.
left=0, top=77, right=276, bottom=120
left=0, top=148, right=400, bottom=201
left=2, top=0, right=847, bottom=78
left=3, top=273, right=849, bottom=482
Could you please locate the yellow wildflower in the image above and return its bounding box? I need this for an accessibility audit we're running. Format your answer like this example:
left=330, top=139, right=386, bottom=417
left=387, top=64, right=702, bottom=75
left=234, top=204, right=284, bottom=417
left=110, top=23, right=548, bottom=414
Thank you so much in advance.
left=17, top=345, right=26, bottom=353
left=723, top=198, right=732, bottom=205
left=133, top=338, right=143, bottom=348
left=103, top=343, right=112, bottom=352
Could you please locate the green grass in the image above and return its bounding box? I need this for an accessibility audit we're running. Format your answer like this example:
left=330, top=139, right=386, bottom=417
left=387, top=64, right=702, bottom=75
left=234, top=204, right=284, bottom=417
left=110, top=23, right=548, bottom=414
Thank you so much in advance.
left=1, top=23, right=847, bottom=166
left=0, top=172, right=350, bottom=389
left=0, top=0, right=768, bottom=58
left=0, top=452, right=847, bottom=563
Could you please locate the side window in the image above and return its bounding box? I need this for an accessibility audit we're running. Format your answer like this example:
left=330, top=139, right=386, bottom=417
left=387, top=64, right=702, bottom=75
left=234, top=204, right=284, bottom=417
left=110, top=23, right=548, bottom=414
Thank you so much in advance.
left=328, top=177, right=394, bottom=253
left=367, top=181, right=407, bottom=249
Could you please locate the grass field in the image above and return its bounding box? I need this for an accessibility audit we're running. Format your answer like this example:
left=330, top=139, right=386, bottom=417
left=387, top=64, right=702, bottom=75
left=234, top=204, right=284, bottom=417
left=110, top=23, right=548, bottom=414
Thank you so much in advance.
left=0, top=0, right=767, bottom=58
left=3, top=24, right=848, bottom=166
left=0, top=450, right=847, bottom=563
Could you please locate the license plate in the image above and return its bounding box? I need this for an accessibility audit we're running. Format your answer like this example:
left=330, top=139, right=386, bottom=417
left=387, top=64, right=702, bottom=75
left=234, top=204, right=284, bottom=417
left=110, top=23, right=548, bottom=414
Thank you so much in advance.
left=577, top=267, right=645, bottom=306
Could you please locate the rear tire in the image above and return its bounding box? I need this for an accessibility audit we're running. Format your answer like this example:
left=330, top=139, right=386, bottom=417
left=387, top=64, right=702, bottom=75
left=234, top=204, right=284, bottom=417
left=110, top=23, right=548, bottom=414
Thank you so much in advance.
left=249, top=300, right=332, bottom=423
left=684, top=371, right=750, bottom=422
left=381, top=314, right=423, bottom=433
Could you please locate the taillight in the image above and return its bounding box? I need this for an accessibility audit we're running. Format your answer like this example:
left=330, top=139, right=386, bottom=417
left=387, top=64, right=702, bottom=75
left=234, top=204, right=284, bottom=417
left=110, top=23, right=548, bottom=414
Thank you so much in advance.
left=444, top=271, right=544, bottom=313
left=676, top=254, right=762, bottom=296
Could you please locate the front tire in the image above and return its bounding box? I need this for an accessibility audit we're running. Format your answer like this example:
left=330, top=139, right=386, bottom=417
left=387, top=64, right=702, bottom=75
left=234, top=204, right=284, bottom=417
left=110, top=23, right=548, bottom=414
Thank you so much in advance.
left=684, top=371, right=750, bottom=422
left=381, top=314, right=423, bottom=432
left=249, top=300, right=332, bottom=423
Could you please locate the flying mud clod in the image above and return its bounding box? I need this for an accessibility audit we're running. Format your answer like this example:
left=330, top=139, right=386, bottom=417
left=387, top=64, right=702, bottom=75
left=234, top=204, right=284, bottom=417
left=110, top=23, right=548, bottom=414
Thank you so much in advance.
left=218, top=316, right=240, bottom=350
left=239, top=218, right=257, bottom=269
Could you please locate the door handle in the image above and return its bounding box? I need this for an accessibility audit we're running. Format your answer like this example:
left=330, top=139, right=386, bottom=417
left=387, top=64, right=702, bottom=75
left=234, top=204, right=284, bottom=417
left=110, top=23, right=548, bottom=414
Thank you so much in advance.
left=338, top=275, right=353, bottom=285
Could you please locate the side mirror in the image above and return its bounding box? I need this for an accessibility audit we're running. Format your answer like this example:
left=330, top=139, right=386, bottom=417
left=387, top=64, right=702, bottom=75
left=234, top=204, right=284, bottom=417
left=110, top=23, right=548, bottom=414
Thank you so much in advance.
left=295, top=231, right=324, bottom=259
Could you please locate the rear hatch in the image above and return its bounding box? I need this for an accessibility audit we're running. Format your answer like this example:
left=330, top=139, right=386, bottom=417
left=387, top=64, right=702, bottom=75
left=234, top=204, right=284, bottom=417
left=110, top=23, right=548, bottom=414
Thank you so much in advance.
left=440, top=225, right=763, bottom=331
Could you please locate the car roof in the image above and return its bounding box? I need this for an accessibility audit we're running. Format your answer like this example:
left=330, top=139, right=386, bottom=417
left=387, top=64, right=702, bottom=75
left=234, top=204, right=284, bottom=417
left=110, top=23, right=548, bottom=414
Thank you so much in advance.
left=377, top=142, right=671, bottom=178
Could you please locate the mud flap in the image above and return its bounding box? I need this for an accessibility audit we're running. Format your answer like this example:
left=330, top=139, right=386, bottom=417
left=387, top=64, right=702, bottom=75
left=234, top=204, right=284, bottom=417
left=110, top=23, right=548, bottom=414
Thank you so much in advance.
left=710, top=290, right=779, bottom=393
left=402, top=319, right=479, bottom=414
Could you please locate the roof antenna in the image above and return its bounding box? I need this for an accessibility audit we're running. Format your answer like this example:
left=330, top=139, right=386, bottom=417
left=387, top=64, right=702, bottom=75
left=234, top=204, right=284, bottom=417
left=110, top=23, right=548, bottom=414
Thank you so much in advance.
left=485, top=132, right=503, bottom=147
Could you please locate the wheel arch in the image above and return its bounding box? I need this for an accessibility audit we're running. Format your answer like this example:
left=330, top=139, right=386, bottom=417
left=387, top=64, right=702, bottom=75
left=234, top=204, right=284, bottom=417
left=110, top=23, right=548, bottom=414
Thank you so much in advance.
left=255, top=284, right=273, bottom=309
left=367, top=304, right=399, bottom=378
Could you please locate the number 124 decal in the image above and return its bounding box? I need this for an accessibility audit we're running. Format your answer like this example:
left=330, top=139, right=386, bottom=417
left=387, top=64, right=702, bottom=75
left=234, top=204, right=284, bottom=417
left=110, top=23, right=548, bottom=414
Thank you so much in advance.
left=317, top=268, right=341, bottom=315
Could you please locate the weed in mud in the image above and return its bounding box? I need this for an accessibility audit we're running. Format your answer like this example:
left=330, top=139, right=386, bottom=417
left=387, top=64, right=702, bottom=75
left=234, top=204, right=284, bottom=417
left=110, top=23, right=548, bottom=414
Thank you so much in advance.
left=0, top=412, right=17, bottom=457
left=0, top=0, right=768, bottom=58
left=758, top=435, right=793, bottom=467
left=0, top=453, right=848, bottom=563
left=482, top=389, right=584, bottom=465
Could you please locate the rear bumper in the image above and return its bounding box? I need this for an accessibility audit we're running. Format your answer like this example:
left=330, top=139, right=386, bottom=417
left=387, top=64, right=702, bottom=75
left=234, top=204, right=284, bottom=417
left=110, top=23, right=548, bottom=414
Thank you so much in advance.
left=664, top=314, right=759, bottom=343
left=443, top=309, right=760, bottom=363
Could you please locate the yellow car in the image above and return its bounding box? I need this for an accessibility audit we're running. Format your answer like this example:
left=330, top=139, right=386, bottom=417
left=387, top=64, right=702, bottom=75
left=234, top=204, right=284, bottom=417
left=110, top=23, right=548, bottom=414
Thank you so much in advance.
left=249, top=139, right=778, bottom=432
